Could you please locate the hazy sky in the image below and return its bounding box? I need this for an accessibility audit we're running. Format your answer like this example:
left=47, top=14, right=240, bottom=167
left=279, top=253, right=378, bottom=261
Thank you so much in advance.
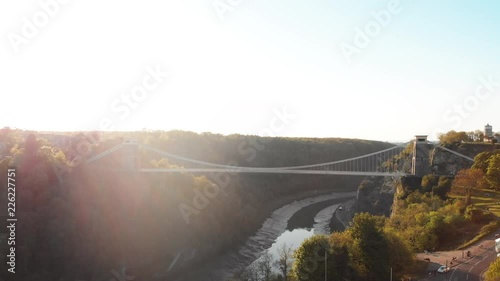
left=1, top=0, right=499, bottom=141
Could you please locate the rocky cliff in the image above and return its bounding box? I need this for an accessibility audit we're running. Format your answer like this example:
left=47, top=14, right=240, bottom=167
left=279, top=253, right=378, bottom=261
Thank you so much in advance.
left=350, top=143, right=499, bottom=220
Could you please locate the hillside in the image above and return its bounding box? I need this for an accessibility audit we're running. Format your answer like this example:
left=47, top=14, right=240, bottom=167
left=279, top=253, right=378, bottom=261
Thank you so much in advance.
left=0, top=129, right=394, bottom=281
left=344, top=142, right=499, bottom=229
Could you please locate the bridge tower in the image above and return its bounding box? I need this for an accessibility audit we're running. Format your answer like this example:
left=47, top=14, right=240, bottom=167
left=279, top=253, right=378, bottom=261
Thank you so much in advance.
left=411, top=135, right=431, bottom=176
left=122, top=139, right=141, bottom=171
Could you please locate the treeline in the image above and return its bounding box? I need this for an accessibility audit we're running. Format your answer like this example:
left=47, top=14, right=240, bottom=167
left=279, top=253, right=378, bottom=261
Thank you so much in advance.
left=0, top=128, right=394, bottom=281
left=470, top=150, right=500, bottom=190
left=439, top=130, right=500, bottom=147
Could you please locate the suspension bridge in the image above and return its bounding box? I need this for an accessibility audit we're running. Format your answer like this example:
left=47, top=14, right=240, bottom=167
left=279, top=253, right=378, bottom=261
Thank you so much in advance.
left=86, top=136, right=474, bottom=177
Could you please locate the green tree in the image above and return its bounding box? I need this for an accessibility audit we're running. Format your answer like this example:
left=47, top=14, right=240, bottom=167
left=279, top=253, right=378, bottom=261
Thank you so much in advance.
left=328, top=231, right=354, bottom=280
left=432, top=176, right=452, bottom=199
left=292, top=235, right=332, bottom=281
left=383, top=229, right=414, bottom=276
left=486, top=154, right=500, bottom=190
left=421, top=174, right=439, bottom=193
left=472, top=151, right=494, bottom=173
left=348, top=213, right=389, bottom=281
left=464, top=205, right=490, bottom=223
left=485, top=256, right=500, bottom=281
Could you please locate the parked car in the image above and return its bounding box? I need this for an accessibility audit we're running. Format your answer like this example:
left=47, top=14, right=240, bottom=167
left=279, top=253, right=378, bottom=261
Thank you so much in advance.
left=437, top=266, right=449, bottom=273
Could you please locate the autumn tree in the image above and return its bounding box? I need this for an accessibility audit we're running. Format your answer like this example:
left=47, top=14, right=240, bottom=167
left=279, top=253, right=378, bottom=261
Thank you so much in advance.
left=485, top=257, right=500, bottom=281
left=451, top=169, right=485, bottom=205
left=438, top=131, right=469, bottom=147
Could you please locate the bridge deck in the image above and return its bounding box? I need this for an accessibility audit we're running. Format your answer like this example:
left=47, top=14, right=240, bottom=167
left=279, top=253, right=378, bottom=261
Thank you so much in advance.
left=139, top=168, right=406, bottom=177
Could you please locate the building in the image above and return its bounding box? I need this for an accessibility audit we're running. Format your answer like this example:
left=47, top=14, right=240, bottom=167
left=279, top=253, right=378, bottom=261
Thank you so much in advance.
left=485, top=123, right=493, bottom=138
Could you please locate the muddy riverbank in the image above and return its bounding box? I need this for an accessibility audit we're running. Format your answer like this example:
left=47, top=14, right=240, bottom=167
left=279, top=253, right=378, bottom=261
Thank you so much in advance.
left=175, top=190, right=356, bottom=281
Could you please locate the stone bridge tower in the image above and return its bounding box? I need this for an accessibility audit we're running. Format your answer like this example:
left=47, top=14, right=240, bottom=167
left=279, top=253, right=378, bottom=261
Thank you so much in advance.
left=122, top=139, right=140, bottom=171
left=411, top=135, right=431, bottom=176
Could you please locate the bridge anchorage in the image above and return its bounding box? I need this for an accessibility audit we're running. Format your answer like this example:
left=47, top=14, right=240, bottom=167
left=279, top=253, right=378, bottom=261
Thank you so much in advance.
left=86, top=136, right=474, bottom=177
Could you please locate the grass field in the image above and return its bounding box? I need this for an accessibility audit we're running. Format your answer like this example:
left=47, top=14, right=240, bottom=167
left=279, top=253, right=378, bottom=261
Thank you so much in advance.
left=451, top=189, right=500, bottom=217
left=450, top=189, right=500, bottom=249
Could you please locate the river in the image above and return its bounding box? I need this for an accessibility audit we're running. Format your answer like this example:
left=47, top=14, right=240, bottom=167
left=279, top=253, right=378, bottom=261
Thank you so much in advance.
left=175, top=191, right=356, bottom=281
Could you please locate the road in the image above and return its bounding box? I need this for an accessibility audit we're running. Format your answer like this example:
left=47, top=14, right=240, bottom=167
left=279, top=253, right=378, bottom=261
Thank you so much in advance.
left=418, top=230, right=500, bottom=281
left=447, top=245, right=496, bottom=281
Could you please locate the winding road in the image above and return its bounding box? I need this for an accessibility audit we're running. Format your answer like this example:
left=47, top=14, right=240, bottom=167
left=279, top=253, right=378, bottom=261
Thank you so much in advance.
left=418, top=230, right=500, bottom=281
left=447, top=246, right=496, bottom=281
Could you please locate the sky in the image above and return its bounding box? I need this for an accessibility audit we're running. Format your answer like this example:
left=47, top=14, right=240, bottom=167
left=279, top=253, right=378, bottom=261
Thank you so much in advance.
left=1, top=0, right=499, bottom=141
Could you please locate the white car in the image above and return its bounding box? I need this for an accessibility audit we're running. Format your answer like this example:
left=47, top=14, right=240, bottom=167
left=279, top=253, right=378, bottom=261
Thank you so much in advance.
left=437, top=265, right=449, bottom=273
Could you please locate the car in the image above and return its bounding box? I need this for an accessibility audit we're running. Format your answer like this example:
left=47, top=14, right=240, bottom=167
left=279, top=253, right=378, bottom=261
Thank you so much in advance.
left=437, top=265, right=449, bottom=273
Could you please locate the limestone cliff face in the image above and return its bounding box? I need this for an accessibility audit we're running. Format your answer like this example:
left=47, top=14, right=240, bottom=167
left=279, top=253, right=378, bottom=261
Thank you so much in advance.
left=354, top=143, right=498, bottom=219
left=429, top=148, right=471, bottom=175
left=430, top=143, right=498, bottom=175
left=355, top=176, right=398, bottom=217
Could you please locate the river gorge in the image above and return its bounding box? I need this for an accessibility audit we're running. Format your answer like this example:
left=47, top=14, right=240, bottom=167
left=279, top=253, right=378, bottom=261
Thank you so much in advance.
left=176, top=191, right=356, bottom=281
